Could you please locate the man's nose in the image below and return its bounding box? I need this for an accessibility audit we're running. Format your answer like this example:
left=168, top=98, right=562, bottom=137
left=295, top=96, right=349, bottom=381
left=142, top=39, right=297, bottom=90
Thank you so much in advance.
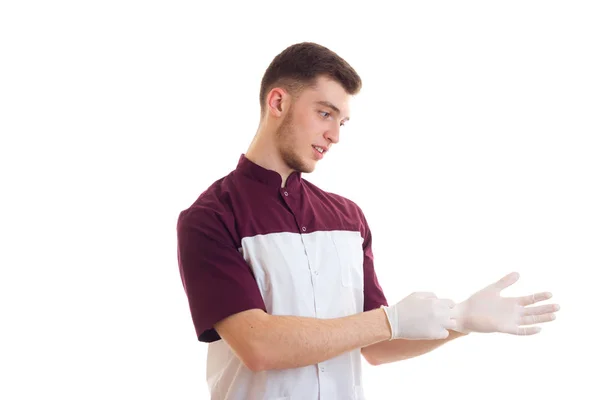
left=325, top=125, right=340, bottom=144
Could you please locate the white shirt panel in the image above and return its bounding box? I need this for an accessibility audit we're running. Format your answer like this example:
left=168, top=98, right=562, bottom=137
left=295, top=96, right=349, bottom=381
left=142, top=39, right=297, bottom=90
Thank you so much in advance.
left=205, top=230, right=366, bottom=399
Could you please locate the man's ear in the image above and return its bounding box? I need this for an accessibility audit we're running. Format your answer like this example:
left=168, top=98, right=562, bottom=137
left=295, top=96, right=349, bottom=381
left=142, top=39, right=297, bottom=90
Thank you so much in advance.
left=266, top=87, right=289, bottom=117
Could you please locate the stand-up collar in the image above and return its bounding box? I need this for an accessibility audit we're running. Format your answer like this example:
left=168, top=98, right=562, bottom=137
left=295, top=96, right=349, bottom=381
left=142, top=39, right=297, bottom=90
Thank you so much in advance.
left=235, top=154, right=303, bottom=193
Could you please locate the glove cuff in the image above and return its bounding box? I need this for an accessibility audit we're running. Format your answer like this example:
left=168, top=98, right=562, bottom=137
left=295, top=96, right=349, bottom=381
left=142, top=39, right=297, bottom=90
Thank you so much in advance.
left=380, top=305, right=395, bottom=340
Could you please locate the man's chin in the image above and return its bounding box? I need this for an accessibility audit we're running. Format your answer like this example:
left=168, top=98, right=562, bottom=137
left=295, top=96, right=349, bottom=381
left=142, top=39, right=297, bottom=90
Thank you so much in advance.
left=298, top=161, right=317, bottom=174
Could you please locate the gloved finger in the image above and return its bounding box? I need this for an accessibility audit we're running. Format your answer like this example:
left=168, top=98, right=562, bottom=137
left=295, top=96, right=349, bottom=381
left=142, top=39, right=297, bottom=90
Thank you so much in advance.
left=443, top=318, right=458, bottom=332
left=506, top=325, right=542, bottom=335
left=412, top=292, right=437, bottom=299
left=521, top=303, right=560, bottom=316
left=519, top=313, right=556, bottom=326
left=437, top=299, right=456, bottom=309
left=448, top=306, right=460, bottom=319
left=518, top=326, right=542, bottom=335
left=490, top=271, right=520, bottom=292
left=433, top=328, right=450, bottom=340
left=516, top=292, right=553, bottom=306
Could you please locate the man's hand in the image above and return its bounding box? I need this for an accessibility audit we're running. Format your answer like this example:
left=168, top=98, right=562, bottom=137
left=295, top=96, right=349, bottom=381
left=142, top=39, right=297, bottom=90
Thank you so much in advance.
left=382, top=292, right=457, bottom=340
left=451, top=272, right=560, bottom=335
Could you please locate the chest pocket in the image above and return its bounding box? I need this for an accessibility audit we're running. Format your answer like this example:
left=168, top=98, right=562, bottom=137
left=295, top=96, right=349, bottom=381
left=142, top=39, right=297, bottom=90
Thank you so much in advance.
left=332, top=231, right=365, bottom=290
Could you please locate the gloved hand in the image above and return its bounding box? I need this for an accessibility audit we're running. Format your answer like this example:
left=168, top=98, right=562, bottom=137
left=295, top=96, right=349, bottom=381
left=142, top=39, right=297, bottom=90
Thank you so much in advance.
left=381, top=292, right=457, bottom=340
left=450, top=272, right=560, bottom=335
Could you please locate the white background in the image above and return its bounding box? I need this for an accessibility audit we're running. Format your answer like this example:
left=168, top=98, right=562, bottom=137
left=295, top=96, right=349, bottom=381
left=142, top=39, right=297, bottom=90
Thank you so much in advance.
left=1, top=1, right=598, bottom=399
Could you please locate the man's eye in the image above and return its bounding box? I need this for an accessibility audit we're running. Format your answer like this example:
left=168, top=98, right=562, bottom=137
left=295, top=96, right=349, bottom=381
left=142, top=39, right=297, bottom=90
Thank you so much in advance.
left=319, top=111, right=330, bottom=119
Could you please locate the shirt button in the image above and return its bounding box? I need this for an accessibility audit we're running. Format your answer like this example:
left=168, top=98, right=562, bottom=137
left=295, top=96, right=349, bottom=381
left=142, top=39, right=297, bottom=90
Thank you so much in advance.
left=320, top=366, right=325, bottom=372
left=284, top=191, right=288, bottom=196
left=314, top=270, right=319, bottom=275
left=302, top=227, right=306, bottom=232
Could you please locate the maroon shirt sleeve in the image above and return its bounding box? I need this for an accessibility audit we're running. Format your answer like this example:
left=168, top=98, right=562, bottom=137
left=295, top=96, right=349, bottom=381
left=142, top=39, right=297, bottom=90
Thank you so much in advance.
left=359, top=209, right=389, bottom=311
left=176, top=206, right=267, bottom=343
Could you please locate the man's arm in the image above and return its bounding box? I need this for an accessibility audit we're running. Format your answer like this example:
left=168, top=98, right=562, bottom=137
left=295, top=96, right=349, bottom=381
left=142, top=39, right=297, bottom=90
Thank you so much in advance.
left=214, top=307, right=391, bottom=372
left=359, top=271, right=561, bottom=366
left=360, top=330, right=468, bottom=365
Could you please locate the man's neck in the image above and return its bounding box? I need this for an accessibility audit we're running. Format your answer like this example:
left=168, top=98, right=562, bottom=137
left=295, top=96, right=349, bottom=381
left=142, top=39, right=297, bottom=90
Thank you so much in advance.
left=245, top=133, right=293, bottom=188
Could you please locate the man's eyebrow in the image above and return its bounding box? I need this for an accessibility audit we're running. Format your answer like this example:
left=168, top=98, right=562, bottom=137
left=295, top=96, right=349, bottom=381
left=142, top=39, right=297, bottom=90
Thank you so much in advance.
left=315, top=100, right=350, bottom=121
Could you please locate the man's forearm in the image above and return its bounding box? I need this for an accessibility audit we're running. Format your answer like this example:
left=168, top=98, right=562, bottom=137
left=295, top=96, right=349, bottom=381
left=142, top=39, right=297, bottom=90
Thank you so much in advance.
left=361, top=330, right=468, bottom=365
left=252, top=308, right=391, bottom=371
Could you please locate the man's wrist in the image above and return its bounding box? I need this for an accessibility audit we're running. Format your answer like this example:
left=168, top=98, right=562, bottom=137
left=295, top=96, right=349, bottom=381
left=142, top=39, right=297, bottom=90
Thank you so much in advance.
left=450, top=301, right=471, bottom=334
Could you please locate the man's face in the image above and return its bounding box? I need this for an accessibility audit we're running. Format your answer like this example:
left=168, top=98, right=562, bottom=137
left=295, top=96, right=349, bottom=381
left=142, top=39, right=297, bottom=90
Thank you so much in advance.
left=275, top=76, right=352, bottom=174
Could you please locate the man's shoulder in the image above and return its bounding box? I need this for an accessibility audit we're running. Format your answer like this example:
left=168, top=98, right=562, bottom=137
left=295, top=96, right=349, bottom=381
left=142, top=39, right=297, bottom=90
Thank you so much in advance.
left=177, top=171, right=237, bottom=227
left=302, top=178, right=364, bottom=216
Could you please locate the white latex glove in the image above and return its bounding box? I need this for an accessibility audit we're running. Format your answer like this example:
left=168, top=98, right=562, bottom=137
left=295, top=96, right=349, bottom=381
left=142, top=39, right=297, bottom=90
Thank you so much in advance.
left=381, top=292, right=457, bottom=340
left=451, top=272, right=560, bottom=335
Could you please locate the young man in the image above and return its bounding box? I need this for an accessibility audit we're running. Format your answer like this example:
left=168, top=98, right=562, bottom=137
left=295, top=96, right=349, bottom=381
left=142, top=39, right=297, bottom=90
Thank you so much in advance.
left=176, top=42, right=559, bottom=399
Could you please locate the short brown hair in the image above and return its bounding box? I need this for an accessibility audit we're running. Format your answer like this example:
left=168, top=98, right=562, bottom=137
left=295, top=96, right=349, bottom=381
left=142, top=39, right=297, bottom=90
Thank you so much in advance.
left=259, top=42, right=362, bottom=116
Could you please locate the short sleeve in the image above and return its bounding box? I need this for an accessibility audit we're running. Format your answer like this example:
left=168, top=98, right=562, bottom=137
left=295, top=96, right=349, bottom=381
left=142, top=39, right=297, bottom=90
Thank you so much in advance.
left=359, top=211, right=388, bottom=311
left=176, top=207, right=267, bottom=343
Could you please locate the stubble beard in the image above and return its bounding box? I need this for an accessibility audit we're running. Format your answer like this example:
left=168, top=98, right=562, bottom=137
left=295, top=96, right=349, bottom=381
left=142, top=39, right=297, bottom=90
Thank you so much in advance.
left=275, top=107, right=314, bottom=174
